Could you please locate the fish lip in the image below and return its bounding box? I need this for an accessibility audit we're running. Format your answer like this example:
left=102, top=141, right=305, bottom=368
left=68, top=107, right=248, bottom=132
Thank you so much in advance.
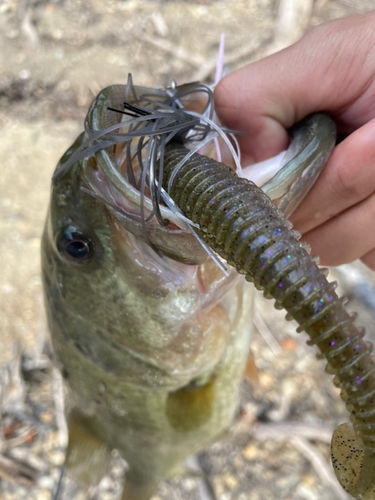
left=87, top=84, right=184, bottom=226
left=81, top=85, right=210, bottom=265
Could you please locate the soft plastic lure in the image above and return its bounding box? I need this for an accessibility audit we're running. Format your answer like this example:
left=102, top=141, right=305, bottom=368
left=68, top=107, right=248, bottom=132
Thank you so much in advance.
left=161, top=147, right=375, bottom=499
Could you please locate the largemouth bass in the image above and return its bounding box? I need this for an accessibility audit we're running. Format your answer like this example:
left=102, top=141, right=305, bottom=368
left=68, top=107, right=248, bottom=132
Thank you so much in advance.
left=42, top=79, right=336, bottom=500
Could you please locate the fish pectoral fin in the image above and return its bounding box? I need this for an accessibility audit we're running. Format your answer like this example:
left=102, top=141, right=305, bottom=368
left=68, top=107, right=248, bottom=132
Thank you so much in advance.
left=166, top=377, right=215, bottom=432
left=65, top=410, right=112, bottom=487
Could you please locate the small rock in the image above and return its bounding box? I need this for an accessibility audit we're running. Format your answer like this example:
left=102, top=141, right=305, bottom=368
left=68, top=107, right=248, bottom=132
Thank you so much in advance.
left=232, top=457, right=244, bottom=469
left=224, top=474, right=238, bottom=489
left=280, top=337, right=298, bottom=351
left=46, top=450, right=65, bottom=466
left=37, top=475, right=54, bottom=489
left=242, top=443, right=259, bottom=461
left=182, top=478, right=196, bottom=491
left=39, top=411, right=53, bottom=424
left=258, top=372, right=274, bottom=389
left=301, top=473, right=315, bottom=487
left=212, top=476, right=225, bottom=496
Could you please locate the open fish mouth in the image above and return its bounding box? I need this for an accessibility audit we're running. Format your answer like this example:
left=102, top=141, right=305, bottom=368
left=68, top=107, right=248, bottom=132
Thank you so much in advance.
left=54, top=77, right=243, bottom=265
left=53, top=75, right=336, bottom=266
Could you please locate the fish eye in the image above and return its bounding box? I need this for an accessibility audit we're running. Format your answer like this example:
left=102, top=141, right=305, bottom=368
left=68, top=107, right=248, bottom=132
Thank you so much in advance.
left=56, top=226, right=94, bottom=262
left=66, top=240, right=90, bottom=259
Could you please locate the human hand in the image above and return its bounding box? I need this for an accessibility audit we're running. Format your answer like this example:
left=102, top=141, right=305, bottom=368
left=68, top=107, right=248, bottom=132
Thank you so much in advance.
left=214, top=11, right=375, bottom=270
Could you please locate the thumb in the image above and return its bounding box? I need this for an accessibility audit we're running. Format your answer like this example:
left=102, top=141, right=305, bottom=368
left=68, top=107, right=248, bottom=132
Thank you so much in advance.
left=214, top=13, right=375, bottom=163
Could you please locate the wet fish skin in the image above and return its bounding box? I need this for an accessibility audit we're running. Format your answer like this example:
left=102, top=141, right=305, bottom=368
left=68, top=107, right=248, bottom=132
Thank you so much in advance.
left=42, top=127, right=253, bottom=498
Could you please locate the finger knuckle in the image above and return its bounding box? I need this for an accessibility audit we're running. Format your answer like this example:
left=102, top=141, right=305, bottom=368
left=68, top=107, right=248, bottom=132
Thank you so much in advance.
left=328, top=160, right=362, bottom=202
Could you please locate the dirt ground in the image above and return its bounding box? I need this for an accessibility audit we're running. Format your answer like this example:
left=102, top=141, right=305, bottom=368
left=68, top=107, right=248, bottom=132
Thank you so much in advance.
left=2, top=1, right=375, bottom=499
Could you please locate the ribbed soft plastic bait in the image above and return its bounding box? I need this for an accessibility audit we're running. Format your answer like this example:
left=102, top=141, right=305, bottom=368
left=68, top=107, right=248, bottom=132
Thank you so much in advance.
left=161, top=147, right=375, bottom=500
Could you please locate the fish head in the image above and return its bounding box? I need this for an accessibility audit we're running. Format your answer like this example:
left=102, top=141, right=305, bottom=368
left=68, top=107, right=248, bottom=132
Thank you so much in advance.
left=41, top=84, right=240, bottom=391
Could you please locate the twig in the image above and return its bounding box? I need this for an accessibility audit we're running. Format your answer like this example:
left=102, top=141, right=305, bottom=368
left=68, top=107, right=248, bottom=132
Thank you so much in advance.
left=253, top=421, right=334, bottom=444
left=290, top=436, right=351, bottom=500
left=186, top=455, right=217, bottom=500
left=267, top=386, right=293, bottom=422
left=1, top=342, right=26, bottom=415
left=7, top=447, right=47, bottom=471
left=264, top=0, right=314, bottom=55
left=53, top=463, right=65, bottom=500
left=52, top=368, right=68, bottom=448
left=253, top=309, right=283, bottom=355
left=192, top=37, right=264, bottom=82
left=315, top=0, right=329, bottom=12
left=7, top=409, right=52, bottom=431
left=21, top=8, right=39, bottom=47
left=2, top=427, right=36, bottom=449
left=132, top=31, right=204, bottom=67
left=0, top=453, right=38, bottom=487
left=151, top=12, right=169, bottom=37
left=332, top=262, right=375, bottom=314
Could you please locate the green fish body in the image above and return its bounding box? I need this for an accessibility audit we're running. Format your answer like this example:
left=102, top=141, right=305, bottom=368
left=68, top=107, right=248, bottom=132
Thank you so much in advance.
left=42, top=132, right=254, bottom=500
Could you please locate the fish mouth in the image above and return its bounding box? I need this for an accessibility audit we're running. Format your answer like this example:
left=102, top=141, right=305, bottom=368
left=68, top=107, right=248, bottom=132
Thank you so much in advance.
left=55, top=79, right=275, bottom=266
left=55, top=79, right=336, bottom=262
left=64, top=78, right=332, bottom=266
left=82, top=84, right=211, bottom=265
